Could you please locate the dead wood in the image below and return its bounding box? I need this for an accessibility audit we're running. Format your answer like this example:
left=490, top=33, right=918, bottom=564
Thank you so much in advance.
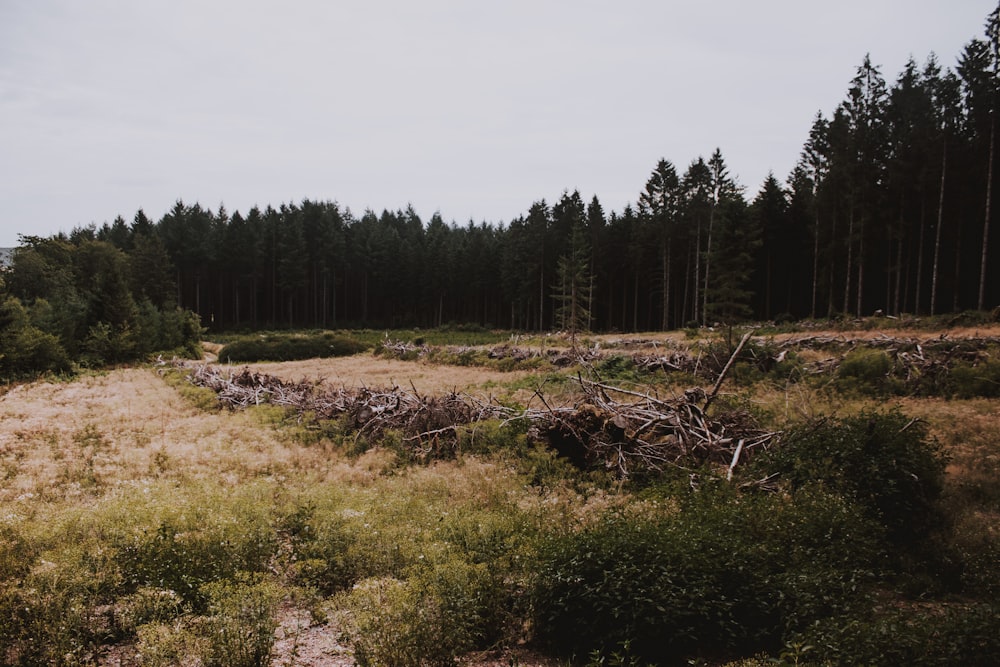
left=176, top=361, right=778, bottom=479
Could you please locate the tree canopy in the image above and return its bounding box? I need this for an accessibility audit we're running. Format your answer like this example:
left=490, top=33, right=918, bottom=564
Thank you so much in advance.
left=3, top=5, right=1000, bottom=359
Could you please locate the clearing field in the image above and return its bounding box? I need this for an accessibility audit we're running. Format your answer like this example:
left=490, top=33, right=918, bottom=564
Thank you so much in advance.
left=1, top=325, right=998, bottom=666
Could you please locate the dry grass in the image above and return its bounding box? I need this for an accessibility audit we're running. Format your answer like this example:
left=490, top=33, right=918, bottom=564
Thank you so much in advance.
left=226, top=354, right=533, bottom=398
left=0, top=365, right=578, bottom=666
left=3, top=327, right=998, bottom=666
left=0, top=368, right=383, bottom=517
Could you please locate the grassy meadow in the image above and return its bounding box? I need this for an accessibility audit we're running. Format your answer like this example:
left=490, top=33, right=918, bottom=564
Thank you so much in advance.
left=1, top=324, right=999, bottom=666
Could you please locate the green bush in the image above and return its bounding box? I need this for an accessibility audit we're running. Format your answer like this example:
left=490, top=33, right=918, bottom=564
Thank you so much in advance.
left=217, top=331, right=368, bottom=362
left=200, top=574, right=283, bottom=667
left=0, top=297, right=72, bottom=380
left=835, top=347, right=898, bottom=395
left=0, top=539, right=114, bottom=666
left=531, top=487, right=882, bottom=664
left=104, top=484, right=279, bottom=609
left=798, top=602, right=1000, bottom=666
left=948, top=358, right=1000, bottom=398
left=344, top=559, right=492, bottom=667
left=757, top=409, right=947, bottom=548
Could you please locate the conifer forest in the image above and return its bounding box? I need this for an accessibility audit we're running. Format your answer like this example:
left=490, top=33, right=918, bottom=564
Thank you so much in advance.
left=6, top=8, right=1000, bottom=343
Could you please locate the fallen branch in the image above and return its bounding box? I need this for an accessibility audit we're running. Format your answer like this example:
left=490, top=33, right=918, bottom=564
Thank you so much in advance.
left=703, top=331, right=753, bottom=412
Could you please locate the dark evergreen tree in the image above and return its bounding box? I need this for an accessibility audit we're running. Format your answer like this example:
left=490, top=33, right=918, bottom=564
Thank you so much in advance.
left=638, top=159, right=681, bottom=329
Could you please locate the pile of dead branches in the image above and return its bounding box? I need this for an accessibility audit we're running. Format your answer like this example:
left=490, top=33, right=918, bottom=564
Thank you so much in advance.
left=182, top=362, right=513, bottom=452
left=379, top=339, right=427, bottom=358
left=176, top=335, right=775, bottom=479
left=526, top=377, right=777, bottom=479
left=787, top=334, right=1000, bottom=392
left=631, top=350, right=702, bottom=375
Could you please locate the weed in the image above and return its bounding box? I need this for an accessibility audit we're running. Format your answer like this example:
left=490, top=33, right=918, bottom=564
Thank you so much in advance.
left=200, top=574, right=283, bottom=667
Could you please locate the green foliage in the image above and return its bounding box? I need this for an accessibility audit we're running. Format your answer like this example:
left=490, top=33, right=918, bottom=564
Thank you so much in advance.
left=114, top=587, right=183, bottom=634
left=797, top=602, right=1000, bottom=666
left=948, top=357, right=1000, bottom=398
left=136, top=620, right=204, bottom=667
left=531, top=487, right=882, bottom=664
left=757, top=409, right=947, bottom=548
left=592, top=355, right=644, bottom=384
left=135, top=301, right=204, bottom=359
left=160, top=367, right=221, bottom=411
left=0, top=297, right=72, bottom=380
left=217, top=331, right=368, bottom=362
left=835, top=348, right=898, bottom=395
left=2, top=235, right=201, bottom=376
left=344, top=561, right=491, bottom=667
left=0, top=562, right=98, bottom=665
left=454, top=418, right=529, bottom=456
left=200, top=574, right=283, bottom=667
left=698, top=335, right=803, bottom=386
left=103, top=483, right=280, bottom=609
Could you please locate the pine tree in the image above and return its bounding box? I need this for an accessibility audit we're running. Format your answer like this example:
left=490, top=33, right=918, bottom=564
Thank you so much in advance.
left=552, top=214, right=592, bottom=348
left=638, top=159, right=681, bottom=329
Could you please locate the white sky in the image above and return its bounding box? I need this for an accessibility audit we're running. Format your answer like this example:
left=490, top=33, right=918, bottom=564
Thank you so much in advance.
left=0, top=1, right=996, bottom=246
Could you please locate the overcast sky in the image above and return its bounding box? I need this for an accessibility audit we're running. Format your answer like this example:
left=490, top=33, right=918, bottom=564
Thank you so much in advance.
left=0, top=1, right=996, bottom=247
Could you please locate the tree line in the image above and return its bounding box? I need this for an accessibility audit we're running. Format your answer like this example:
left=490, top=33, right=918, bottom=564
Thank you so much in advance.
left=4, top=6, right=1000, bottom=344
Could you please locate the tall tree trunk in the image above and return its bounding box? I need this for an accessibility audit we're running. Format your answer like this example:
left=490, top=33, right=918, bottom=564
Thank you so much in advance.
left=539, top=265, right=545, bottom=331
left=843, top=207, right=854, bottom=314
left=362, top=271, right=368, bottom=324
left=702, top=205, right=716, bottom=326
left=622, top=276, right=628, bottom=331
left=633, top=271, right=639, bottom=332
left=856, top=214, right=865, bottom=317
left=661, top=237, right=670, bottom=330
left=682, top=242, right=691, bottom=325
left=979, top=113, right=995, bottom=310
left=693, top=218, right=702, bottom=325
left=765, top=249, right=772, bottom=320
left=931, top=139, right=947, bottom=316
left=811, top=207, right=820, bottom=318
left=827, top=214, right=838, bottom=317
left=893, top=227, right=903, bottom=316
left=915, top=201, right=927, bottom=315
left=953, top=219, right=963, bottom=312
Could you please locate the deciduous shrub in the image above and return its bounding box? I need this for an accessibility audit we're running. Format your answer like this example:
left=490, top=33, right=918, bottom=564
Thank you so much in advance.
left=344, top=558, right=493, bottom=667
left=797, top=602, right=1000, bottom=666
left=200, top=574, right=283, bottom=667
left=758, top=409, right=946, bottom=548
left=948, top=358, right=1000, bottom=398
left=217, top=331, right=368, bottom=362
left=531, top=487, right=883, bottom=664
left=835, top=348, right=898, bottom=395
left=105, top=484, right=280, bottom=609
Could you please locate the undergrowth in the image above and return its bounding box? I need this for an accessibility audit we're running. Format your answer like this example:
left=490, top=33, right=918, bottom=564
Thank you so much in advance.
left=2, top=331, right=1000, bottom=666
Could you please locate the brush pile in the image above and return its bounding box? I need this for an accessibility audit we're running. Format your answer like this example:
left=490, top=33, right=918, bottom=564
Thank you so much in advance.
left=185, top=363, right=509, bottom=443
left=175, top=354, right=777, bottom=479
left=527, top=378, right=776, bottom=479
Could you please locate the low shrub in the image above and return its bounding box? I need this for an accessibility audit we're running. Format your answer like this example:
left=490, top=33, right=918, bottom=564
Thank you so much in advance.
left=948, top=358, right=1000, bottom=398
left=200, top=574, right=283, bottom=667
left=757, top=409, right=947, bottom=548
left=835, top=347, right=899, bottom=395
left=344, top=559, right=493, bottom=667
left=103, top=483, right=280, bottom=609
left=531, top=487, right=882, bottom=664
left=217, top=331, right=368, bottom=362
left=798, top=602, right=1000, bottom=666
